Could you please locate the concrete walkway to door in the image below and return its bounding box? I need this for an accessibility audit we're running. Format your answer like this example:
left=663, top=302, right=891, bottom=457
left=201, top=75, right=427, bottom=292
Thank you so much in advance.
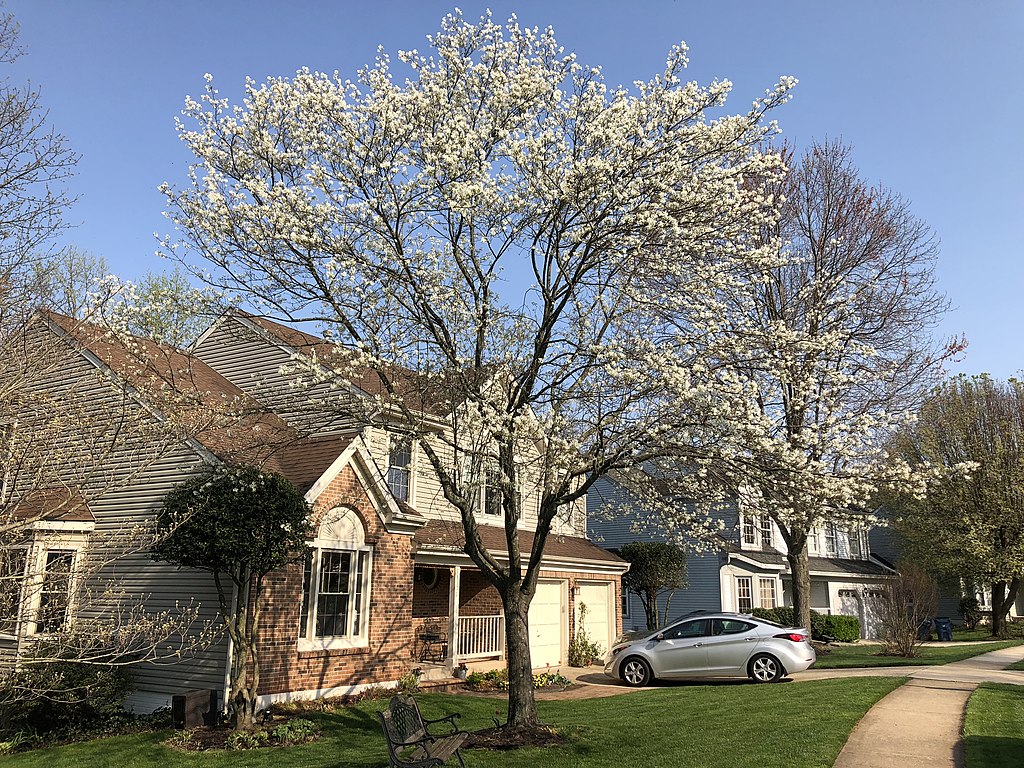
left=830, top=644, right=1024, bottom=768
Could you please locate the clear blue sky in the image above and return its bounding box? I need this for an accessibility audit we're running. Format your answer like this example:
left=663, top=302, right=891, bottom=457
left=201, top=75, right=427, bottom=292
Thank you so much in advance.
left=7, top=0, right=1022, bottom=379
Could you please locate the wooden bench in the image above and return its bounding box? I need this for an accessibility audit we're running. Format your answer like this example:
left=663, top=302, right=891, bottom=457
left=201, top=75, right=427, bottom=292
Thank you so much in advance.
left=378, top=694, right=468, bottom=768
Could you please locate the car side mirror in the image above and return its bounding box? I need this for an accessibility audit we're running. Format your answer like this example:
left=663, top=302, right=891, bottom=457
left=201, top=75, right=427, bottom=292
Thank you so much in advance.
left=654, top=633, right=665, bottom=642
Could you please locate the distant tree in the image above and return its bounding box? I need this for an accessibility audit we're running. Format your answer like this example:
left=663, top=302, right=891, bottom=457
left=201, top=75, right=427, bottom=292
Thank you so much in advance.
left=888, top=375, right=1024, bottom=637
left=619, top=541, right=688, bottom=630
left=679, top=140, right=958, bottom=635
left=153, top=465, right=314, bottom=728
left=0, top=8, right=78, bottom=337
left=97, top=268, right=216, bottom=348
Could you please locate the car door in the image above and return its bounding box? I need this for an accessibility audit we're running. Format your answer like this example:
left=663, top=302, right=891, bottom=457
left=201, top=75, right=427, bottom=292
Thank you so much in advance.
left=648, top=618, right=711, bottom=677
left=703, top=618, right=759, bottom=674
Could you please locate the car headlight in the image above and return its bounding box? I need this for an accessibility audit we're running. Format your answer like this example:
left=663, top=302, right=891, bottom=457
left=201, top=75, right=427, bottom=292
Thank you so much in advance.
left=610, top=644, right=628, bottom=657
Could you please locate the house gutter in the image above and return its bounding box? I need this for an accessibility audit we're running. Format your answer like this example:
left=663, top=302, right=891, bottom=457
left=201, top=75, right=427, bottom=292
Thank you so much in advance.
left=221, top=582, right=238, bottom=714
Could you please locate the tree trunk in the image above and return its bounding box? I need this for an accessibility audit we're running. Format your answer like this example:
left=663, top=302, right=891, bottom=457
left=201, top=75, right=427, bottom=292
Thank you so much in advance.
left=501, top=586, right=538, bottom=728
left=991, top=577, right=1021, bottom=638
left=785, top=529, right=812, bottom=633
left=643, top=590, right=658, bottom=631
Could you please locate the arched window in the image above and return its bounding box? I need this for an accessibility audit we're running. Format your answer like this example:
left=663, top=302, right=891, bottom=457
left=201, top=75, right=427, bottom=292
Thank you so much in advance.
left=298, top=507, right=372, bottom=650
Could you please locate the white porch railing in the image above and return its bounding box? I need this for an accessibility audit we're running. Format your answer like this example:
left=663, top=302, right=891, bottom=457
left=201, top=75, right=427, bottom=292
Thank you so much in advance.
left=456, top=614, right=504, bottom=659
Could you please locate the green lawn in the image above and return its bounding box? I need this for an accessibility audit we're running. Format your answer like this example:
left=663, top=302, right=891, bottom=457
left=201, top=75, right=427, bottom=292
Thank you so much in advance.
left=963, top=683, right=1024, bottom=768
left=1007, top=659, right=1024, bottom=671
left=813, top=640, right=1023, bottom=669
left=3, top=677, right=905, bottom=768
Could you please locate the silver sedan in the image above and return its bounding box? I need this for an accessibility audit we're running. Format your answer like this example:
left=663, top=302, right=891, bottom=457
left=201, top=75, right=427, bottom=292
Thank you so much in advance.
left=604, top=613, right=816, bottom=686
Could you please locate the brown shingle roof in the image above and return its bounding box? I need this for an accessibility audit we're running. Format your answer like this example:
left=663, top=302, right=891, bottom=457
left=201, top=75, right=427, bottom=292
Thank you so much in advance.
left=238, top=311, right=476, bottom=415
left=414, top=519, right=627, bottom=566
left=42, top=312, right=350, bottom=492
left=12, top=487, right=94, bottom=523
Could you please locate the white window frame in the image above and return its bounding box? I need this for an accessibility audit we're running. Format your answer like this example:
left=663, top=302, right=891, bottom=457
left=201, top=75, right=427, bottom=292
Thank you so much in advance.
left=33, top=548, right=77, bottom=635
left=0, top=545, right=28, bottom=639
left=386, top=434, right=414, bottom=504
left=759, top=515, right=773, bottom=549
left=824, top=526, right=837, bottom=557
left=621, top=587, right=631, bottom=620
left=0, top=421, right=15, bottom=506
left=736, top=577, right=753, bottom=614
left=298, top=507, right=373, bottom=652
left=758, top=577, right=778, bottom=609
left=742, top=516, right=756, bottom=546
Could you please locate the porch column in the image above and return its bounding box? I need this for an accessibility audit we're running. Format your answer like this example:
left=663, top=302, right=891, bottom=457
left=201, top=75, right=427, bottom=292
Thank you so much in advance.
left=446, top=565, right=461, bottom=667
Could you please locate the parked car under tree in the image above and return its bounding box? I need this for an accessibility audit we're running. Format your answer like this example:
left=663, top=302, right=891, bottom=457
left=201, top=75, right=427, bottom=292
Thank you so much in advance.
left=604, top=613, right=816, bottom=686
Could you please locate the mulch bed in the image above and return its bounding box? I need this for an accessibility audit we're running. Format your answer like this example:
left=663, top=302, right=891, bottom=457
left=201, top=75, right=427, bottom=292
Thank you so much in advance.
left=465, top=724, right=568, bottom=750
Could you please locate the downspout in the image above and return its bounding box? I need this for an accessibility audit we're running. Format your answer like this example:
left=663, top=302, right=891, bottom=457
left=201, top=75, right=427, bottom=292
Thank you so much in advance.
left=221, top=581, right=238, bottom=714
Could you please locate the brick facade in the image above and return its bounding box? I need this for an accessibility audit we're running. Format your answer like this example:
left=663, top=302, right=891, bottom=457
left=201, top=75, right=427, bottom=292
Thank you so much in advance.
left=256, top=464, right=417, bottom=698
left=254, top=464, right=623, bottom=699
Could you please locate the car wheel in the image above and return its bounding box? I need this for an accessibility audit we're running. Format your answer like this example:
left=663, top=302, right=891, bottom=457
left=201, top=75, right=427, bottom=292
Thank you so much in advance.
left=621, top=656, right=654, bottom=687
left=748, top=653, right=784, bottom=683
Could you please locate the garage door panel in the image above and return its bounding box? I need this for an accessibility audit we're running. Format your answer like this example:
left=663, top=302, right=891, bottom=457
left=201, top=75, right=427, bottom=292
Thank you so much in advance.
left=578, top=582, right=614, bottom=653
left=529, top=580, right=564, bottom=668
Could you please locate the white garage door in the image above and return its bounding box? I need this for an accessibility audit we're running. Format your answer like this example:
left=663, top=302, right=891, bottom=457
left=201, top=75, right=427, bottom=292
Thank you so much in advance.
left=529, top=580, right=565, bottom=668
left=577, top=581, right=614, bottom=654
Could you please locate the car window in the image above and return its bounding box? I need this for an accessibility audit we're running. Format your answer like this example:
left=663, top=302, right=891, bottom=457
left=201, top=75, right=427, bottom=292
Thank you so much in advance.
left=713, top=618, right=755, bottom=636
left=663, top=619, right=709, bottom=639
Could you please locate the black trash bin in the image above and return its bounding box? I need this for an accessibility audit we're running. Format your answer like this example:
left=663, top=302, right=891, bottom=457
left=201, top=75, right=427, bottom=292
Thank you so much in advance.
left=935, top=617, right=953, bottom=642
left=917, top=618, right=933, bottom=641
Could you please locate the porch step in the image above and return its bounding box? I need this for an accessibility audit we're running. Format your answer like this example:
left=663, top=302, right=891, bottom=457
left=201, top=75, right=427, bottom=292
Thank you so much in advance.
left=417, top=677, right=466, bottom=694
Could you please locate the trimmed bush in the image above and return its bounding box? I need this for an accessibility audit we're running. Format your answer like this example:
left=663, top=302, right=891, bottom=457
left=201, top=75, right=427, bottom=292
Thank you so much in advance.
left=751, top=608, right=858, bottom=641
left=820, top=614, right=861, bottom=642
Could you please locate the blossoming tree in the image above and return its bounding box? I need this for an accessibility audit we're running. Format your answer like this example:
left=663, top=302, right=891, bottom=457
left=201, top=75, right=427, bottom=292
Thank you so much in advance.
left=161, top=11, right=794, bottom=728
left=687, top=140, right=958, bottom=633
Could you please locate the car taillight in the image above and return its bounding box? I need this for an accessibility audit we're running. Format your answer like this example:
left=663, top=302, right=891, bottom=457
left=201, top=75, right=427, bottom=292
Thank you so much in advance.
left=774, top=632, right=809, bottom=643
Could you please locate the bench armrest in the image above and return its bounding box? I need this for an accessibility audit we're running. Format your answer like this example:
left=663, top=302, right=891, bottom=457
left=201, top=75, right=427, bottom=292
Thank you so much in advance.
left=422, top=712, right=463, bottom=737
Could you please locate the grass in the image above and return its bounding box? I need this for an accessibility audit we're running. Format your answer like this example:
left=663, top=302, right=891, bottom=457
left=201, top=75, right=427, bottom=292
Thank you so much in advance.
left=963, top=683, right=1024, bottom=768
left=1006, top=658, right=1024, bottom=671
left=813, top=639, right=1023, bottom=669
left=2, top=677, right=905, bottom=768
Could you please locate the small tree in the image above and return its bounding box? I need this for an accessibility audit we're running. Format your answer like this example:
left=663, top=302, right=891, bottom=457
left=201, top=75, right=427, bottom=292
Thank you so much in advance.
left=888, top=375, right=1024, bottom=637
left=877, top=561, right=938, bottom=657
left=619, top=541, right=688, bottom=630
left=152, top=465, right=313, bottom=728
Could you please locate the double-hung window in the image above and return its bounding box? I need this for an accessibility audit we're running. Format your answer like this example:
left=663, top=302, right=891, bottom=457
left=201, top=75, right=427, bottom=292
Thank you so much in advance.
left=758, top=578, right=778, bottom=609
left=299, top=507, right=372, bottom=651
left=736, top=577, right=753, bottom=613
left=742, top=517, right=756, bottom=545
left=386, top=437, right=413, bottom=503
left=0, top=548, right=27, bottom=636
left=759, top=515, right=773, bottom=548
left=36, top=550, right=75, bottom=634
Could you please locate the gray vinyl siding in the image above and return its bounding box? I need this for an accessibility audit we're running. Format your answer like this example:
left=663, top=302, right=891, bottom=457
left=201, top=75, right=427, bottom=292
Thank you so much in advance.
left=82, top=447, right=228, bottom=700
left=588, top=474, right=725, bottom=631
left=4, top=325, right=227, bottom=706
left=192, top=316, right=359, bottom=434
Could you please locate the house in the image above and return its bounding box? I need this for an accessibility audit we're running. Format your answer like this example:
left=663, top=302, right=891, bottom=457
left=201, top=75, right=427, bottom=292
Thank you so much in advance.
left=0, top=310, right=626, bottom=712
left=588, top=473, right=893, bottom=638
left=869, top=522, right=1024, bottom=627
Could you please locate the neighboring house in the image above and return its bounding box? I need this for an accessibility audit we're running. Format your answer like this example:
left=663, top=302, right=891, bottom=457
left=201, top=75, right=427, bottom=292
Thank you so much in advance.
left=588, top=473, right=893, bottom=639
left=869, top=523, right=1024, bottom=626
left=1, top=310, right=626, bottom=712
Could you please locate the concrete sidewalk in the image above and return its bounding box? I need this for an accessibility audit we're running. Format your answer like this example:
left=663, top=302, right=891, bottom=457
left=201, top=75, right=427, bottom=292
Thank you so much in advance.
left=831, top=645, right=1024, bottom=768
